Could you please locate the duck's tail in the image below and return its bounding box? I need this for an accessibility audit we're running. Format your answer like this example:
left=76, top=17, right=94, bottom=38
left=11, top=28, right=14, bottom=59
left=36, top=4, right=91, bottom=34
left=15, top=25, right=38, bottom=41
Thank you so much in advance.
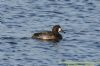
left=32, top=33, right=40, bottom=38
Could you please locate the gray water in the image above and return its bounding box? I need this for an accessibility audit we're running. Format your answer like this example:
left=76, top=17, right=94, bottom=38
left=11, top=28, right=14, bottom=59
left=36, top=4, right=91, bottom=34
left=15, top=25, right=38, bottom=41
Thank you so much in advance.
left=0, top=0, right=100, bottom=66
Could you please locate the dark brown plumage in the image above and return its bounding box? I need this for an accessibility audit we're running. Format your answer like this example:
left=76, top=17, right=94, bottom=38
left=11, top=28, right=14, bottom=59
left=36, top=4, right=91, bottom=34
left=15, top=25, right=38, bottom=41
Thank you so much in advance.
left=32, top=25, right=63, bottom=41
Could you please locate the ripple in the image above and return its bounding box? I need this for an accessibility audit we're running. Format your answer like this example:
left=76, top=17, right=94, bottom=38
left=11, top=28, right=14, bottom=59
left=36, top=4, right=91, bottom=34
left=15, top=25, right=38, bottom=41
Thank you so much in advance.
left=63, top=45, right=77, bottom=48
left=94, top=29, right=100, bottom=32
left=28, top=13, right=36, bottom=17
left=0, top=42, right=2, bottom=44
left=13, top=15, right=25, bottom=18
left=93, top=42, right=100, bottom=49
left=20, top=37, right=31, bottom=40
left=0, top=37, right=16, bottom=40
left=48, top=0, right=56, bottom=2
left=0, top=49, right=4, bottom=52
left=23, top=58, right=36, bottom=62
left=0, top=64, right=13, bottom=66
left=64, top=0, right=70, bottom=1
left=33, top=46, right=50, bottom=51
left=17, top=64, right=24, bottom=66
left=15, top=58, right=22, bottom=61
left=6, top=42, right=17, bottom=45
left=6, top=25, right=22, bottom=28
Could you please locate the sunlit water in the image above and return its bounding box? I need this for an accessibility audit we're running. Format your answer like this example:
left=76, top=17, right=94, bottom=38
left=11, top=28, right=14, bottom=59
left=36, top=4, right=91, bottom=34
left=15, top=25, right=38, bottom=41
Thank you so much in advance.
left=0, top=0, right=100, bottom=66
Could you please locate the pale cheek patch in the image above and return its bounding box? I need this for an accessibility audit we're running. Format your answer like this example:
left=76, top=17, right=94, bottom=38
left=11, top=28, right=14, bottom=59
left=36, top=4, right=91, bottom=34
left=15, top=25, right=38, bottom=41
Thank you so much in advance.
left=58, top=28, right=62, bottom=32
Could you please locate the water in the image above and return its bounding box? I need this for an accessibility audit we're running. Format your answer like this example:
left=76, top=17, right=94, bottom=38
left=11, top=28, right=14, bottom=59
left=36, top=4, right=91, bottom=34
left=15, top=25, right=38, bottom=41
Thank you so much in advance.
left=0, top=0, right=100, bottom=66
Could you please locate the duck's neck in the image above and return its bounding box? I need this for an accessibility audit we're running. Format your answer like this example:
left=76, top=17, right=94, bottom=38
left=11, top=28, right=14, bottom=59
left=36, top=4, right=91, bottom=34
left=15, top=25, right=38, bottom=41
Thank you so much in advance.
left=52, top=29, right=59, bottom=33
left=52, top=31, right=59, bottom=34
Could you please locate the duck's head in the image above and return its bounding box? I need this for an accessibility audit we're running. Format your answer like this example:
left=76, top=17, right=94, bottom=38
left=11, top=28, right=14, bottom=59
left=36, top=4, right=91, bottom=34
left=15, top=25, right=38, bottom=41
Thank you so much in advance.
left=52, top=25, right=63, bottom=33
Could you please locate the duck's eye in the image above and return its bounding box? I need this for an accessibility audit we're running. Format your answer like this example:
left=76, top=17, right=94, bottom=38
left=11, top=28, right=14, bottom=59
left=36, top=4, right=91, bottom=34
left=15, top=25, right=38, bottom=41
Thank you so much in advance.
left=58, top=28, right=62, bottom=32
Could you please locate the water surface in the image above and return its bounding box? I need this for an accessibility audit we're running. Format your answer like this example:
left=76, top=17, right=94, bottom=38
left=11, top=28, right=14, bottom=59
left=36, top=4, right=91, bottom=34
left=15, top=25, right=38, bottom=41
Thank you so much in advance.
left=0, top=0, right=100, bottom=66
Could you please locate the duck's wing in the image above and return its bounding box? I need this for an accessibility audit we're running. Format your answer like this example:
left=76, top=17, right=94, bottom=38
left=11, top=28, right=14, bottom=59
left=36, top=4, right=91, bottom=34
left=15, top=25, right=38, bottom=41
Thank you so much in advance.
left=32, top=31, right=54, bottom=39
left=40, top=31, right=54, bottom=35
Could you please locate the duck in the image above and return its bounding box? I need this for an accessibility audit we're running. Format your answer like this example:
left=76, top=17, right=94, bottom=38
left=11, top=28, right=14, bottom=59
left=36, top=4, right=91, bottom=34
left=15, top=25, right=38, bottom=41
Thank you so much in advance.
left=32, top=25, right=63, bottom=41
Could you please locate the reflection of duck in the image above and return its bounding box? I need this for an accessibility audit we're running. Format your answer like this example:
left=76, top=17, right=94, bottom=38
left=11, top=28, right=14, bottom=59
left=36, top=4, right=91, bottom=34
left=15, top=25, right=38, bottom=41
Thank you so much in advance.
left=32, top=25, right=63, bottom=41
